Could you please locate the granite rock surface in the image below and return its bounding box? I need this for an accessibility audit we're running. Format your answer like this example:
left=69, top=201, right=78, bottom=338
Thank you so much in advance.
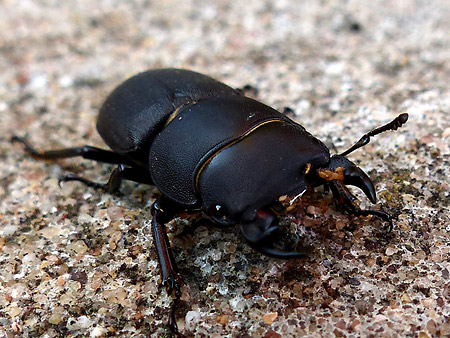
left=1, top=1, right=449, bottom=337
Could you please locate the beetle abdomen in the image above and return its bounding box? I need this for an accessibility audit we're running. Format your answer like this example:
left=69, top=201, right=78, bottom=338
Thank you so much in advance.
left=97, top=69, right=239, bottom=157
left=149, top=95, right=293, bottom=205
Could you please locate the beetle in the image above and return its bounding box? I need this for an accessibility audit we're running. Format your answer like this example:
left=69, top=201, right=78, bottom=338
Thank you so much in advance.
left=12, top=68, right=408, bottom=333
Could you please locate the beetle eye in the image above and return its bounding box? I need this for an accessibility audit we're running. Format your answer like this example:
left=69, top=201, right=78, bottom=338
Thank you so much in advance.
left=207, top=204, right=232, bottom=225
left=209, top=204, right=226, bottom=219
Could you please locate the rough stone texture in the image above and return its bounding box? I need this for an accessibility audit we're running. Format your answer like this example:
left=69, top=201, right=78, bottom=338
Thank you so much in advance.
left=1, top=1, right=449, bottom=337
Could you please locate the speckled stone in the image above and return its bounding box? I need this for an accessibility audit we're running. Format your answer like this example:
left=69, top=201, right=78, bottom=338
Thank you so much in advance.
left=1, top=1, right=449, bottom=337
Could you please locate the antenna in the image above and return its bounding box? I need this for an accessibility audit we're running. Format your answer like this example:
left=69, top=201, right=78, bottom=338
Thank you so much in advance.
left=339, top=113, right=408, bottom=157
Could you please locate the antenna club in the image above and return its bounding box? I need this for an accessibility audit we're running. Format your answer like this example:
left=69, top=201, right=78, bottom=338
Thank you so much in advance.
left=390, top=113, right=409, bottom=130
left=398, top=113, right=409, bottom=125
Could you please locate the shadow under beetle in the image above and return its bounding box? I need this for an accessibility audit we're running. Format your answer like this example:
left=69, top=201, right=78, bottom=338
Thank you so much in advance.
left=12, top=68, right=408, bottom=334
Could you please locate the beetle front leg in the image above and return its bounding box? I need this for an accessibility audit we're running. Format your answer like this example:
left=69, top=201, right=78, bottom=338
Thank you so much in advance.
left=329, top=180, right=393, bottom=231
left=151, top=197, right=184, bottom=334
left=241, top=210, right=307, bottom=259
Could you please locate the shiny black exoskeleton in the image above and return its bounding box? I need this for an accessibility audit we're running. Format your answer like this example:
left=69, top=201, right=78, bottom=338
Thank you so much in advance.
left=12, top=69, right=408, bottom=334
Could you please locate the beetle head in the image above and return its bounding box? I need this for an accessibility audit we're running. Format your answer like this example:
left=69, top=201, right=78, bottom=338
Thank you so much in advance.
left=313, top=113, right=409, bottom=204
left=316, top=154, right=376, bottom=203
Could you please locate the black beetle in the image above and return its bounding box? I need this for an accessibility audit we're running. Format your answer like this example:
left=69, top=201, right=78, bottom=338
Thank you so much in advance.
left=12, top=68, right=408, bottom=333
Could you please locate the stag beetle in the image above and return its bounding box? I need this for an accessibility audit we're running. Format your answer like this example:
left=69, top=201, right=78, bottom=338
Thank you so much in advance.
left=12, top=68, right=408, bottom=333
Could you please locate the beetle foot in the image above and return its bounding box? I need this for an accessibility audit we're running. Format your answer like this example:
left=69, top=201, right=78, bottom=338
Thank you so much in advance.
left=11, top=135, right=46, bottom=159
left=161, top=272, right=185, bottom=336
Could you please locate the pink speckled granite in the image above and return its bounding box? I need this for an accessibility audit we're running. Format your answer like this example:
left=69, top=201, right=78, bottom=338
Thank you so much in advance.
left=1, top=1, right=449, bottom=337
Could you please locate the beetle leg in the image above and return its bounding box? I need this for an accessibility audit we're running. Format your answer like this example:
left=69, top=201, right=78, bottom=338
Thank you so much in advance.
left=241, top=210, right=307, bottom=259
left=329, top=180, right=393, bottom=231
left=236, top=84, right=258, bottom=97
left=348, top=208, right=393, bottom=232
left=11, top=136, right=136, bottom=166
left=281, top=106, right=295, bottom=116
left=151, top=197, right=184, bottom=334
left=59, top=164, right=152, bottom=193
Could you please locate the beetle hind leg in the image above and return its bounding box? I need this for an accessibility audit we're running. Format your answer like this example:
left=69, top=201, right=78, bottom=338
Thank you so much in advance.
left=11, top=135, right=136, bottom=166
left=11, top=136, right=153, bottom=193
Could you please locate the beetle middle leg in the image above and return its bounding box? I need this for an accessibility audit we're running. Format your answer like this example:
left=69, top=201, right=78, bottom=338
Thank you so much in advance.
left=59, top=164, right=152, bottom=193
left=151, top=197, right=185, bottom=334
